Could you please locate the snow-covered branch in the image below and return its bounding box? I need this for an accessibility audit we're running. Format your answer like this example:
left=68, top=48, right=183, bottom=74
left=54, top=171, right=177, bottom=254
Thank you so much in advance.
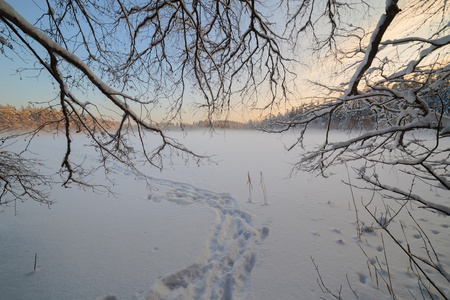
left=264, top=2, right=450, bottom=295
left=362, top=174, right=450, bottom=216
left=345, top=0, right=400, bottom=96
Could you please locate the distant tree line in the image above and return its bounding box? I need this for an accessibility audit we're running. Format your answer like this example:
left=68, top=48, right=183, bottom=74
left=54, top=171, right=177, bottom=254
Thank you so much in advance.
left=4, top=77, right=447, bottom=133
left=193, top=119, right=247, bottom=129
left=0, top=104, right=116, bottom=132
left=0, top=105, right=253, bottom=131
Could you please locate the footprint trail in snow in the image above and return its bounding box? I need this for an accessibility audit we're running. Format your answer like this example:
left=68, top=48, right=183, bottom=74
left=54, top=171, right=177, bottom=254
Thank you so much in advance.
left=144, top=181, right=269, bottom=299
left=108, top=163, right=269, bottom=299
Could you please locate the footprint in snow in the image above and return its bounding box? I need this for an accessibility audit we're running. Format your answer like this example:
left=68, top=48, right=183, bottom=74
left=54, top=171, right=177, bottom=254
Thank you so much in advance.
left=260, top=226, right=269, bottom=241
left=139, top=178, right=268, bottom=300
left=358, top=273, right=367, bottom=284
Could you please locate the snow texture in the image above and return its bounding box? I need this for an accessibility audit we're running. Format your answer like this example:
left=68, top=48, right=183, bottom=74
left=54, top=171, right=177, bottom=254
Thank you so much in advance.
left=0, top=131, right=449, bottom=300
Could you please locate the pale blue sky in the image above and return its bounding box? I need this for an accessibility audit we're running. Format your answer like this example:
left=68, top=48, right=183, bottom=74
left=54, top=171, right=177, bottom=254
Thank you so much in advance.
left=1, top=0, right=425, bottom=123
left=1, top=0, right=174, bottom=122
left=1, top=0, right=57, bottom=108
left=0, top=0, right=246, bottom=122
left=0, top=0, right=277, bottom=122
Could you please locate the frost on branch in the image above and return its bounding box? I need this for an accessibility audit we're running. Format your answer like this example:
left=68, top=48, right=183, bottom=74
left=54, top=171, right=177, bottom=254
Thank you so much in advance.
left=267, top=0, right=450, bottom=211
left=262, top=1, right=450, bottom=297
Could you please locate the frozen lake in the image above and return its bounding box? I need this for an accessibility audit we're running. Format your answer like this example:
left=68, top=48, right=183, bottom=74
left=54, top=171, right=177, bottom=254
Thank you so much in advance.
left=0, top=129, right=448, bottom=299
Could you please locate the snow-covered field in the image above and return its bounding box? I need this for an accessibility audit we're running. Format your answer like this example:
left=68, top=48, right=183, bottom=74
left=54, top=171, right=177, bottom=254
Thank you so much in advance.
left=0, top=130, right=448, bottom=299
